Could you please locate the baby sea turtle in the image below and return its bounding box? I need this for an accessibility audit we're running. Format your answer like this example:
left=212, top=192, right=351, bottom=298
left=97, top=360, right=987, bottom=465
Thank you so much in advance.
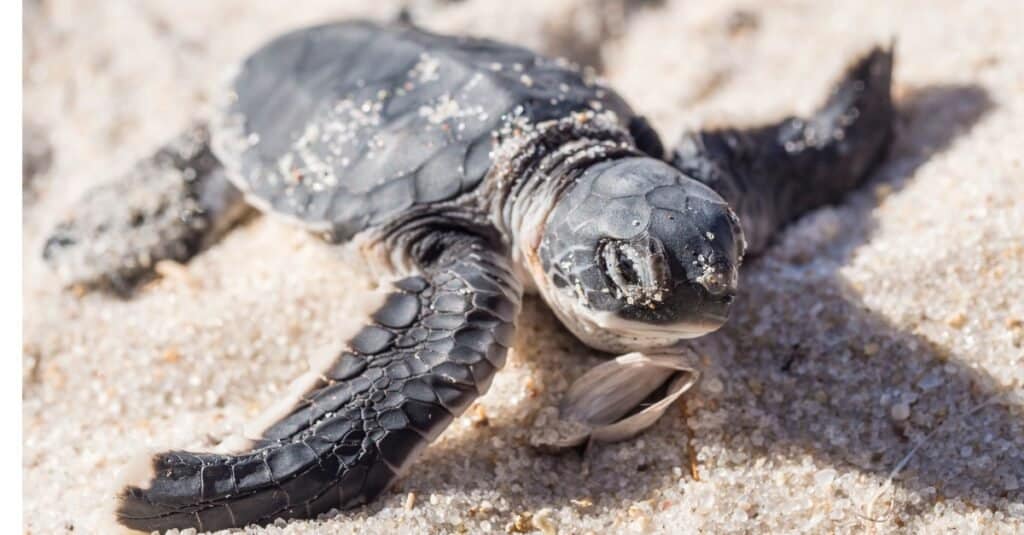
left=43, top=20, right=893, bottom=532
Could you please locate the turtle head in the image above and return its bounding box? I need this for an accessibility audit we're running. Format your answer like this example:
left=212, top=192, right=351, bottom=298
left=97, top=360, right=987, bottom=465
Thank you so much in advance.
left=532, top=157, right=746, bottom=353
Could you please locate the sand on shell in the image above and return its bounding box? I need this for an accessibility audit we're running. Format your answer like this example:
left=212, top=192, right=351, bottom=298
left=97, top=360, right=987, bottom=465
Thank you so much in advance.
left=23, top=1, right=1023, bottom=533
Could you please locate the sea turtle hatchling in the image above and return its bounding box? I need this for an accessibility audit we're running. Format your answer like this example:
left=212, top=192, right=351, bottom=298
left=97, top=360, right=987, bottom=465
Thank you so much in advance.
left=43, top=19, right=894, bottom=532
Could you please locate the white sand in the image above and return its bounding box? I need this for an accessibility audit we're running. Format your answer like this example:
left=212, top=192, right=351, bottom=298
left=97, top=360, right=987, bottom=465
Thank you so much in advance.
left=23, top=1, right=1023, bottom=533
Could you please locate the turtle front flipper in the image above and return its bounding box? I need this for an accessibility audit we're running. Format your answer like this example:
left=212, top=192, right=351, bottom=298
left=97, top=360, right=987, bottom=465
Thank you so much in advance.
left=671, top=46, right=894, bottom=255
left=115, top=233, right=522, bottom=532
left=42, top=123, right=251, bottom=295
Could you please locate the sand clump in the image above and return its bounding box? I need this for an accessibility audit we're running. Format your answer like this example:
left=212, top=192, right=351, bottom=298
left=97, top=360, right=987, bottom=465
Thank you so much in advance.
left=23, top=1, right=1023, bottom=533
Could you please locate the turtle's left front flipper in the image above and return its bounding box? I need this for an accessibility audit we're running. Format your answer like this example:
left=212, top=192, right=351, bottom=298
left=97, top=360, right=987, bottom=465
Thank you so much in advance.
left=671, top=46, right=894, bottom=255
left=115, top=233, right=522, bottom=532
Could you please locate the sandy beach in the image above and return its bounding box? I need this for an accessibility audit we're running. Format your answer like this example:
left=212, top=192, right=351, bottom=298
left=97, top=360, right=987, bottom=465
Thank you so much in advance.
left=23, top=1, right=1023, bottom=533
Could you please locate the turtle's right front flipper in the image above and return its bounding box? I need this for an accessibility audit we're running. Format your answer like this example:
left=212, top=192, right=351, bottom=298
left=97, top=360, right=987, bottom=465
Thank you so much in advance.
left=115, top=232, right=522, bottom=532
left=42, top=123, right=251, bottom=294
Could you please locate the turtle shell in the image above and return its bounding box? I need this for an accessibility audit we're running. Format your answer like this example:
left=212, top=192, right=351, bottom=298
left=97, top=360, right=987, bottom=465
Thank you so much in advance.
left=212, top=20, right=639, bottom=240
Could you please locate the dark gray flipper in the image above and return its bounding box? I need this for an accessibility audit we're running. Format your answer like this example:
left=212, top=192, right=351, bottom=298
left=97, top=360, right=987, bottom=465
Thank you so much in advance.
left=628, top=115, right=666, bottom=160
left=671, top=46, right=894, bottom=255
left=115, top=234, right=522, bottom=532
left=42, top=124, right=250, bottom=294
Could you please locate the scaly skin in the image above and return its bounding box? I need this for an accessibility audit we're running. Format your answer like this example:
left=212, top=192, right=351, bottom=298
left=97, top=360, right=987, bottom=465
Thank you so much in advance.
left=41, top=21, right=894, bottom=533
left=117, top=235, right=522, bottom=532
left=672, top=47, right=894, bottom=255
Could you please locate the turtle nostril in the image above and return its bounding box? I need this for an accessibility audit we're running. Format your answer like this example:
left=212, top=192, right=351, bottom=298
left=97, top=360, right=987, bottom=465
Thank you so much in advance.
left=695, top=270, right=732, bottom=297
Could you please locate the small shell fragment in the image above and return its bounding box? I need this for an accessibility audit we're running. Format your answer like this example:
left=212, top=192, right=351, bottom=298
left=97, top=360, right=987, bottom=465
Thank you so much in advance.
left=532, top=508, right=557, bottom=535
left=531, top=350, right=701, bottom=450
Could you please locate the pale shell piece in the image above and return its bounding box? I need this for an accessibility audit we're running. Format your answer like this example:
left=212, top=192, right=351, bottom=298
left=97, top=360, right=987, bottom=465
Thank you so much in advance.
left=532, top=350, right=701, bottom=450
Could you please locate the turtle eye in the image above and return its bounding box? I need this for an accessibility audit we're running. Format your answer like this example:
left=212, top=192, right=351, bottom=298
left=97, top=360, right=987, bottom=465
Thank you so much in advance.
left=598, top=237, right=668, bottom=306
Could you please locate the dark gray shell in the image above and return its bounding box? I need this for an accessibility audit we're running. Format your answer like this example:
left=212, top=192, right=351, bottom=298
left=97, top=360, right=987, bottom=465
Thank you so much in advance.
left=213, top=21, right=639, bottom=240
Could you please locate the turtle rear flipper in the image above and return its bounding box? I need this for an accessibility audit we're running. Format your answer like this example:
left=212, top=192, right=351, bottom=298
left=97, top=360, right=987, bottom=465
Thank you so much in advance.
left=115, top=233, right=522, bottom=532
left=671, top=46, right=894, bottom=255
left=42, top=124, right=251, bottom=295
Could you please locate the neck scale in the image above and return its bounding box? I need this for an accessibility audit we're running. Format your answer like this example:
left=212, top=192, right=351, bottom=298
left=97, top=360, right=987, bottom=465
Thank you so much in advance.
left=484, top=110, right=643, bottom=271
